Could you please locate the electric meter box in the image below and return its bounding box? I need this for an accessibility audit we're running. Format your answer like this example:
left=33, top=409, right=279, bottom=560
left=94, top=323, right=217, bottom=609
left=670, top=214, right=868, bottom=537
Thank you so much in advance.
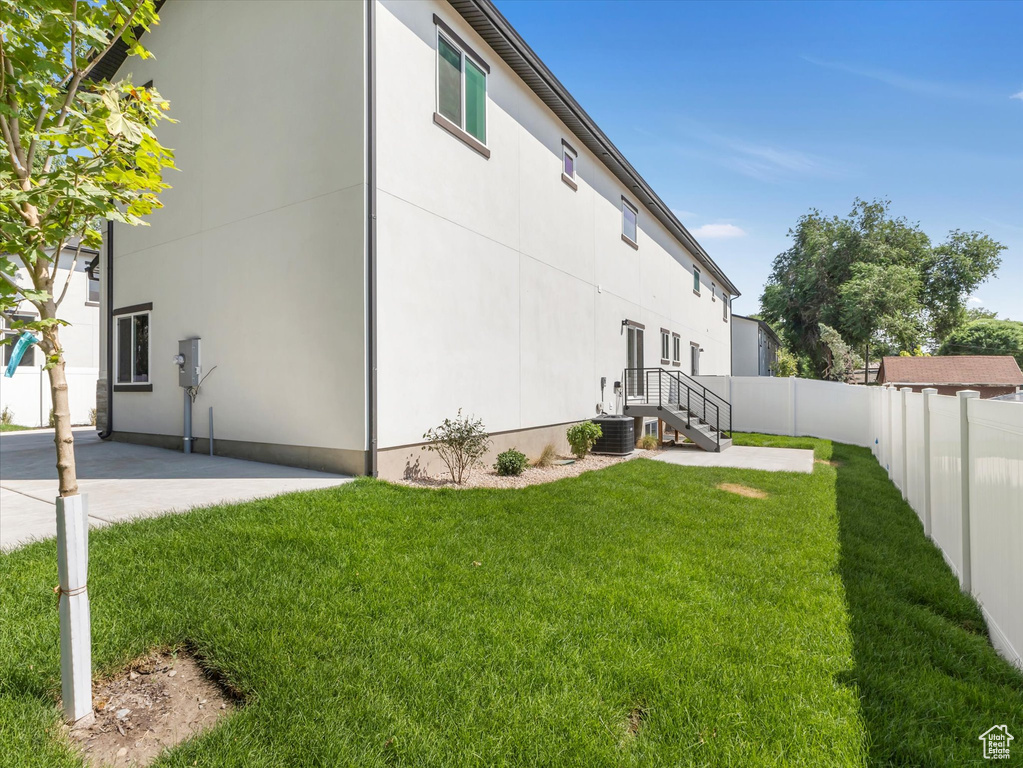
left=178, top=338, right=201, bottom=388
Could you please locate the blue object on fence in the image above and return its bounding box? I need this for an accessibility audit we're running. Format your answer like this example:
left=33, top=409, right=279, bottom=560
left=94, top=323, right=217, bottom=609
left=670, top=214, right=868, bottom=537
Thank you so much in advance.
left=3, top=331, right=39, bottom=378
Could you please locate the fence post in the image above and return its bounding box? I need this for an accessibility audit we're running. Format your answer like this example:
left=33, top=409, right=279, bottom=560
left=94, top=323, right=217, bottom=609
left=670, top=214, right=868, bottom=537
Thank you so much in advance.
left=885, top=385, right=893, bottom=476
left=921, top=388, right=937, bottom=538
left=789, top=376, right=797, bottom=437
left=900, top=387, right=910, bottom=499
left=958, top=390, right=979, bottom=594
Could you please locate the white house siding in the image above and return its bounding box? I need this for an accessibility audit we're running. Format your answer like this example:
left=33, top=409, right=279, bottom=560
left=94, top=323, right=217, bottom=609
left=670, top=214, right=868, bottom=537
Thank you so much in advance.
left=731, top=316, right=760, bottom=377
left=0, top=250, right=99, bottom=427
left=101, top=0, right=369, bottom=473
left=374, top=0, right=734, bottom=473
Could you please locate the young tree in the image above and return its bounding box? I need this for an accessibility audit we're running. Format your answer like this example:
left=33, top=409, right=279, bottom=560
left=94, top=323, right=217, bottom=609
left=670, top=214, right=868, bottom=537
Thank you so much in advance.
left=1, top=0, right=175, bottom=496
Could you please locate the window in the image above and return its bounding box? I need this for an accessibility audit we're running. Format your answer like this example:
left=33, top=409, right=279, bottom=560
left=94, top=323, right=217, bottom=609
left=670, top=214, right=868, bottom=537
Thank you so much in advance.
left=711, top=282, right=716, bottom=301
left=116, top=310, right=150, bottom=385
left=693, top=267, right=701, bottom=294
left=561, top=139, right=578, bottom=190
left=2, top=314, right=36, bottom=368
left=622, top=198, right=638, bottom=247
left=723, top=294, right=729, bottom=322
left=87, top=273, right=100, bottom=304
left=672, top=333, right=681, bottom=365
left=660, top=329, right=670, bottom=364
left=435, top=19, right=488, bottom=151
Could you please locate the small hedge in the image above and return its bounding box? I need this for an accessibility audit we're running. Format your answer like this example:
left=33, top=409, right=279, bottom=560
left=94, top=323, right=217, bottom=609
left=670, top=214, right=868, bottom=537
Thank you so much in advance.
left=566, top=422, right=602, bottom=458
left=494, top=448, right=528, bottom=476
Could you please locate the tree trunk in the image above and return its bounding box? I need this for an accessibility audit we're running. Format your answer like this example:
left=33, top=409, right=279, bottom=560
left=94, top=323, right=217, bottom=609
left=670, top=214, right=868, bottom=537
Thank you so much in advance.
left=43, top=324, right=79, bottom=497
left=864, top=341, right=869, bottom=385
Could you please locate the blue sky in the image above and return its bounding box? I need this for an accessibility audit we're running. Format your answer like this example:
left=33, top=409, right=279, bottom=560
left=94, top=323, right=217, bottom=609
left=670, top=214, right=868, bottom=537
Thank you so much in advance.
left=495, top=0, right=1022, bottom=321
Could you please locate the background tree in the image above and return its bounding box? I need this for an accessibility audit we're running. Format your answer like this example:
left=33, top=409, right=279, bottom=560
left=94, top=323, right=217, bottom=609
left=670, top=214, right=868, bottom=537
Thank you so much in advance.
left=939, top=317, right=1023, bottom=367
left=760, top=199, right=1003, bottom=378
left=838, top=262, right=922, bottom=381
left=1, top=0, right=174, bottom=496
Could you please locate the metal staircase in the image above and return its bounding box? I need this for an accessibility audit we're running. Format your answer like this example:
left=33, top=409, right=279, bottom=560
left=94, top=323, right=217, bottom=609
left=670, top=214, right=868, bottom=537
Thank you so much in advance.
left=623, top=368, right=732, bottom=452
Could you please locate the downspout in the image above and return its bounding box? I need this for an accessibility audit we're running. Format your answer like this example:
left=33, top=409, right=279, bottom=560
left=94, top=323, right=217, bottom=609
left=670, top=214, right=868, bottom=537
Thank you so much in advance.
left=98, top=219, right=114, bottom=439
left=365, top=0, right=378, bottom=477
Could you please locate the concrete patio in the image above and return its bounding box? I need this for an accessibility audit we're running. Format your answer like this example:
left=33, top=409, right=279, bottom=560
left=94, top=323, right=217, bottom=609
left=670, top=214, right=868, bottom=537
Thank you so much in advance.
left=650, top=444, right=815, bottom=473
left=1, top=428, right=351, bottom=551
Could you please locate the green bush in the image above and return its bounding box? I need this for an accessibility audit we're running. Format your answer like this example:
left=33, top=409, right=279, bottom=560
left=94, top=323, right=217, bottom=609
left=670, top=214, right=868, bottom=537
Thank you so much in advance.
left=494, top=448, right=528, bottom=477
left=566, top=422, right=602, bottom=459
left=0, top=405, right=13, bottom=426
left=422, top=409, right=491, bottom=485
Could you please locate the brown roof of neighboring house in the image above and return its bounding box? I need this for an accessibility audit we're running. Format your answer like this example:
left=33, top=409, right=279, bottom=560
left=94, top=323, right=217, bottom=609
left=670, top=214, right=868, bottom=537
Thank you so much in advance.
left=878, top=355, right=1023, bottom=386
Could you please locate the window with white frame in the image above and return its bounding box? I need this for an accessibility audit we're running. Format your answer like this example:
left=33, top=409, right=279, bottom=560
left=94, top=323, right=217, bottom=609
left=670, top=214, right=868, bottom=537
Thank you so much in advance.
left=562, top=139, right=578, bottom=189
left=87, top=273, right=100, bottom=304
left=672, top=333, right=681, bottom=365
left=622, top=198, right=638, bottom=246
left=723, top=294, right=729, bottom=321
left=660, top=329, right=670, bottom=363
left=115, top=309, right=150, bottom=385
left=711, top=282, right=716, bottom=301
left=2, top=313, right=36, bottom=368
left=436, top=23, right=487, bottom=145
left=693, top=267, right=701, bottom=294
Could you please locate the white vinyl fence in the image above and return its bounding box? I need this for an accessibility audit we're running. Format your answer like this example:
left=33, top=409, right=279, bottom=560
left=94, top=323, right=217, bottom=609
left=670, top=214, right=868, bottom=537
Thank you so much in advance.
left=696, top=375, right=1023, bottom=669
left=0, top=366, right=97, bottom=428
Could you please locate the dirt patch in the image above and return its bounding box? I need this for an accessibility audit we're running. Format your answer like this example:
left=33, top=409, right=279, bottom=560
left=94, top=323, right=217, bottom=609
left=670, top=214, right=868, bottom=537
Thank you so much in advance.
left=717, top=482, right=769, bottom=499
left=69, top=649, right=235, bottom=767
left=395, top=450, right=648, bottom=490
left=815, top=458, right=842, bottom=467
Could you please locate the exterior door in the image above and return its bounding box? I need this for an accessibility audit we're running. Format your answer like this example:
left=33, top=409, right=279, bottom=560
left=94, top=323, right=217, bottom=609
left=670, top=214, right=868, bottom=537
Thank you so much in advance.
left=627, top=325, right=644, bottom=397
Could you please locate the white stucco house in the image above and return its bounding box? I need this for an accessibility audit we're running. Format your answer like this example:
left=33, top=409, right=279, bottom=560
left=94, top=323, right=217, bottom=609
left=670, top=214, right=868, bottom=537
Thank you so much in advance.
left=92, top=0, right=742, bottom=478
left=731, top=314, right=781, bottom=377
left=0, top=244, right=101, bottom=428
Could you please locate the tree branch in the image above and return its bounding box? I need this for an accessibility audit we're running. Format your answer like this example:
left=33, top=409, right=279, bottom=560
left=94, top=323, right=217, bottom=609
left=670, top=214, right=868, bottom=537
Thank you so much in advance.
left=79, top=0, right=148, bottom=83
left=55, top=239, right=85, bottom=308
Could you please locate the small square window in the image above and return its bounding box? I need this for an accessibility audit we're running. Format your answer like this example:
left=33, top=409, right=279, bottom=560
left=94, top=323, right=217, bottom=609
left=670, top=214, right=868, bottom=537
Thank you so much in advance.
left=561, top=140, right=578, bottom=190
left=2, top=314, right=37, bottom=368
left=622, top=198, right=638, bottom=246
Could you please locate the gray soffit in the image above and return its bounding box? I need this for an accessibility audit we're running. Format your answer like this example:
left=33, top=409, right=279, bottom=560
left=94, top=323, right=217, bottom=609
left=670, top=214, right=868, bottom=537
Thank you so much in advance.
left=447, top=0, right=740, bottom=297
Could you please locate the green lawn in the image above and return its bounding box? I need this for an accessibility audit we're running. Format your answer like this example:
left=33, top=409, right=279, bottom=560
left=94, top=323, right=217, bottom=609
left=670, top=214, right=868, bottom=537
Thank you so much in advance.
left=0, top=423, right=32, bottom=431
left=1, top=436, right=1020, bottom=766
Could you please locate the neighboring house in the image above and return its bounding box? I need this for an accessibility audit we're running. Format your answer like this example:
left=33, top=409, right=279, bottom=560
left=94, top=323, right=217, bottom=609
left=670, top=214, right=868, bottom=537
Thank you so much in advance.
left=877, top=355, right=1023, bottom=399
left=92, top=0, right=741, bottom=478
left=850, top=363, right=880, bottom=385
left=731, top=314, right=780, bottom=376
left=0, top=243, right=101, bottom=428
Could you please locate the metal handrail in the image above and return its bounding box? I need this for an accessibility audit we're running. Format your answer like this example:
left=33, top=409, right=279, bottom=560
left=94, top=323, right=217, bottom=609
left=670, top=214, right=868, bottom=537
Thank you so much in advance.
left=623, top=367, right=732, bottom=437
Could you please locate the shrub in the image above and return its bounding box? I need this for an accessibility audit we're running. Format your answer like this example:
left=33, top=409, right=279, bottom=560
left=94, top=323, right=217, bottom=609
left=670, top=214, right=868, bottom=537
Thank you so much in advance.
left=422, top=409, right=491, bottom=485
left=0, top=405, right=13, bottom=426
left=88, top=407, right=97, bottom=427
left=638, top=433, right=659, bottom=451
left=566, top=421, right=602, bottom=459
left=494, top=448, right=528, bottom=477
left=534, top=442, right=557, bottom=468
left=47, top=408, right=55, bottom=428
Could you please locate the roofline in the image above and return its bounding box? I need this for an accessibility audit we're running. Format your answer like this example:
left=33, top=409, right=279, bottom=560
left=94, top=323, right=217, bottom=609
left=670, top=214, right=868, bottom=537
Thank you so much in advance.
left=442, top=0, right=740, bottom=296
left=731, top=313, right=781, bottom=345
left=880, top=381, right=1022, bottom=387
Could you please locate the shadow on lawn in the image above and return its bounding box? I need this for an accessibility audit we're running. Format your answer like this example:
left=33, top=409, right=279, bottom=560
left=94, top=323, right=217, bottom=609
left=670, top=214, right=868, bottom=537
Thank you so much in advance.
left=833, top=443, right=1023, bottom=767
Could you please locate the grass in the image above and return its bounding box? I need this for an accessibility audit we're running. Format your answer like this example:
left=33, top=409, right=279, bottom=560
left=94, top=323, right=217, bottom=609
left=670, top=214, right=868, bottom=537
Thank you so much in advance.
left=0, top=423, right=32, bottom=431
left=1, top=436, right=1020, bottom=766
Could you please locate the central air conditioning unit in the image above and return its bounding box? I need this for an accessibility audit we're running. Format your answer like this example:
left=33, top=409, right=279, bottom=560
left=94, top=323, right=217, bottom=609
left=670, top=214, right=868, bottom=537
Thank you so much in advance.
left=591, top=415, right=635, bottom=456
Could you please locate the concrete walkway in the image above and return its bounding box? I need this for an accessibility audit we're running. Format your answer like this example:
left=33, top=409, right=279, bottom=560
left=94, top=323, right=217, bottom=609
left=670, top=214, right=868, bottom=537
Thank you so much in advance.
left=650, top=444, right=815, bottom=473
left=1, top=428, right=351, bottom=551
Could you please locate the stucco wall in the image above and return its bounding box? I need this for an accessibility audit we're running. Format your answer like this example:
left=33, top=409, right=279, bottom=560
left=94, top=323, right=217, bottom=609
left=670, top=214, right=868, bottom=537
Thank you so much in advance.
left=731, top=317, right=759, bottom=377
left=102, top=0, right=368, bottom=467
left=374, top=0, right=736, bottom=452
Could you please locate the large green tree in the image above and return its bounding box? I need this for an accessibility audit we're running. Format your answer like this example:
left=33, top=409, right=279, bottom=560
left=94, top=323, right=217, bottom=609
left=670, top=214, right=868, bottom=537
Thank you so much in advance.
left=939, top=317, right=1023, bottom=367
left=761, top=199, right=1003, bottom=378
left=1, top=0, right=174, bottom=496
